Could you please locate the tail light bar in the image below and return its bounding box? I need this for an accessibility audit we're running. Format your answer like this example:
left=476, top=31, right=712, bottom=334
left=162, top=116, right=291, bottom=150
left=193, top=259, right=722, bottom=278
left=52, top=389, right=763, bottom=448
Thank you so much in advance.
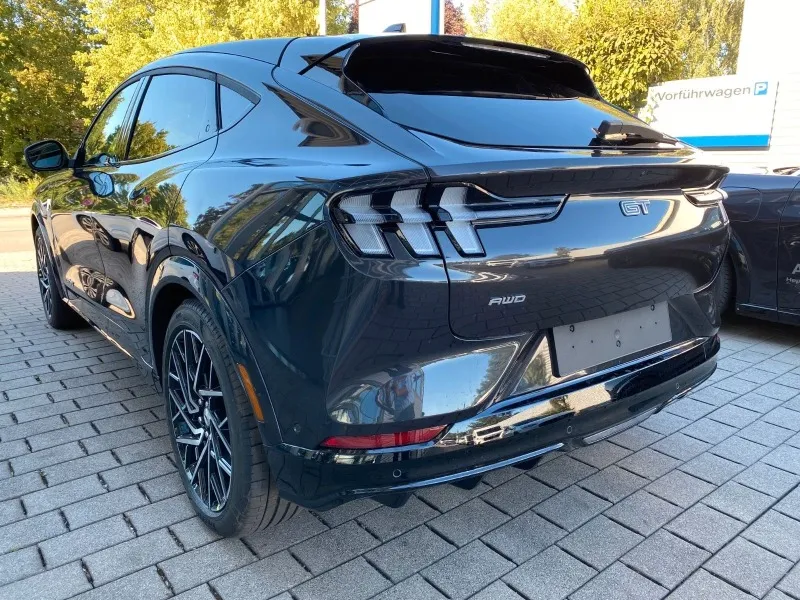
left=332, top=185, right=565, bottom=258
left=684, top=187, right=728, bottom=206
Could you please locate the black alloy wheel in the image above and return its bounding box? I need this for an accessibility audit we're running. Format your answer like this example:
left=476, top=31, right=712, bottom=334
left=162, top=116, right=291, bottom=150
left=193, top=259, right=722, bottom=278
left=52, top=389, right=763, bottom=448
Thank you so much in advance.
left=35, top=231, right=53, bottom=320
left=167, top=328, right=233, bottom=512
left=34, top=228, right=84, bottom=329
left=163, top=299, right=298, bottom=535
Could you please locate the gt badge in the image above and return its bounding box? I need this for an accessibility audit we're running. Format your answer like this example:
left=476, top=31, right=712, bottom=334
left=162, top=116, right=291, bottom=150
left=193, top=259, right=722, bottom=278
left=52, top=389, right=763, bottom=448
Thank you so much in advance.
left=620, top=199, right=650, bottom=216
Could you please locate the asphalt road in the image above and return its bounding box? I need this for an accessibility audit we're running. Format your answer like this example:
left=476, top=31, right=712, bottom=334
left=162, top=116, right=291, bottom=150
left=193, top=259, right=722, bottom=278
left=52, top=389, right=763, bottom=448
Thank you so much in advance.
left=0, top=208, right=33, bottom=254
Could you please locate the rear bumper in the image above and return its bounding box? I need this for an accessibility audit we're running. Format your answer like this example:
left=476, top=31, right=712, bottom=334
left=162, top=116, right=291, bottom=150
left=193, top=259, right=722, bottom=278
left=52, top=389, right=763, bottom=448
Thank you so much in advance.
left=265, top=335, right=718, bottom=510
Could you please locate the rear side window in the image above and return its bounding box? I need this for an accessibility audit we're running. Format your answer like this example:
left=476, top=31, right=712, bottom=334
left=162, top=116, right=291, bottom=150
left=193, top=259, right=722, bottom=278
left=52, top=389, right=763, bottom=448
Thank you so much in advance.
left=341, top=40, right=649, bottom=149
left=128, top=74, right=216, bottom=160
left=220, top=85, right=254, bottom=129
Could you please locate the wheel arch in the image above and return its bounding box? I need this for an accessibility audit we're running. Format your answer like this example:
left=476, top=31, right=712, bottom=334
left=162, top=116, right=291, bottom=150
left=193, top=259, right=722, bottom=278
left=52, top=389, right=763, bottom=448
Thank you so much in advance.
left=148, top=254, right=283, bottom=446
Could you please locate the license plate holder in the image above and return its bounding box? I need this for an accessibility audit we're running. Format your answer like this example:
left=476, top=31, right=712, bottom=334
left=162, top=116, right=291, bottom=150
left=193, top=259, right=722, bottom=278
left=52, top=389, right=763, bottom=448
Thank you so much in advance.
left=552, top=302, right=672, bottom=376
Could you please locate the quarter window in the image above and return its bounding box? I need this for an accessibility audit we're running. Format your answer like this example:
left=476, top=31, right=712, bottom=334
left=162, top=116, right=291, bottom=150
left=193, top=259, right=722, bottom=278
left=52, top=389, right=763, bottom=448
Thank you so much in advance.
left=83, top=83, right=138, bottom=165
left=127, top=74, right=216, bottom=161
left=220, top=85, right=255, bottom=129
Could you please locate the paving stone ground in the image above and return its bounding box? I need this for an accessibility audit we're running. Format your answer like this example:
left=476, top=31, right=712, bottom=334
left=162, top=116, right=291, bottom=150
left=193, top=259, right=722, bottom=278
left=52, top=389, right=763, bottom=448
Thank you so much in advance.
left=6, top=236, right=800, bottom=599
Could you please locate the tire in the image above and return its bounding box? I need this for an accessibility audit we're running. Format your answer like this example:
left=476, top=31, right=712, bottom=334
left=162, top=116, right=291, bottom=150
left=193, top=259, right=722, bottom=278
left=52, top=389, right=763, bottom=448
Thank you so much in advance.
left=163, top=299, right=298, bottom=536
left=715, top=256, right=734, bottom=316
left=34, top=228, right=85, bottom=330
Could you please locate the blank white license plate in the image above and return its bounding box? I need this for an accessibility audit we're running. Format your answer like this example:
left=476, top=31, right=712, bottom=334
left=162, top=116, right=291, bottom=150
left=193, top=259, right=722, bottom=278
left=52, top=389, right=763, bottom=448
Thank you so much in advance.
left=552, top=302, right=672, bottom=376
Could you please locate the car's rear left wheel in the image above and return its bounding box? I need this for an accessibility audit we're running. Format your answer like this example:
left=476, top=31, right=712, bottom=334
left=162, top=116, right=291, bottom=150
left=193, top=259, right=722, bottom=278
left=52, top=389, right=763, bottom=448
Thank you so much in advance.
left=163, top=299, right=298, bottom=536
left=35, top=228, right=84, bottom=329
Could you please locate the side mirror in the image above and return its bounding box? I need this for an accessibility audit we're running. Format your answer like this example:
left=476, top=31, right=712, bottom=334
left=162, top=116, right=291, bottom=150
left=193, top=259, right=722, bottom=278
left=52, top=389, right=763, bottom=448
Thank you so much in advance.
left=24, top=140, right=69, bottom=172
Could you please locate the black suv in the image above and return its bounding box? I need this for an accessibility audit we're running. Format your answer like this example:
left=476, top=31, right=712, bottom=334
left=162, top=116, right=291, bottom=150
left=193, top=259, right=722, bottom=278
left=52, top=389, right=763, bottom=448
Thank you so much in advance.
left=25, top=34, right=728, bottom=536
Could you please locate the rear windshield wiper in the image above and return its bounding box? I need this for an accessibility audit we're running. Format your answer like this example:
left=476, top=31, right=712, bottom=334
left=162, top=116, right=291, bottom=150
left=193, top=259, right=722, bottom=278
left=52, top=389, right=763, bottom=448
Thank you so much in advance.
left=590, top=119, right=679, bottom=147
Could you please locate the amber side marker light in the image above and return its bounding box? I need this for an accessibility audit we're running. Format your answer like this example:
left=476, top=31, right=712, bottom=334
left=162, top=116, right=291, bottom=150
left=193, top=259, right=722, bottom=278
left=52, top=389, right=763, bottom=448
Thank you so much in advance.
left=236, top=364, right=264, bottom=422
left=320, top=426, right=447, bottom=450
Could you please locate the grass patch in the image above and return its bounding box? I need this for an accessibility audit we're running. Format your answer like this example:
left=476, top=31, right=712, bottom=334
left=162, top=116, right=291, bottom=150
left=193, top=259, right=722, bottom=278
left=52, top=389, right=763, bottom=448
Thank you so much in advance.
left=0, top=176, right=39, bottom=208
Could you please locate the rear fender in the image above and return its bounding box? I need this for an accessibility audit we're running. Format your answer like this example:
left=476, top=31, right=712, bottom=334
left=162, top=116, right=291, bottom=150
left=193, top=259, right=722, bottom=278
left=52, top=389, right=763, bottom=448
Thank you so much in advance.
left=148, top=254, right=283, bottom=446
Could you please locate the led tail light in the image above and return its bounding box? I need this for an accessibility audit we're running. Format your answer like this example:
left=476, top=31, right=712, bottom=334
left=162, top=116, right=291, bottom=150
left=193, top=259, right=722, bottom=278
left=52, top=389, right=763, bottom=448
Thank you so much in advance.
left=684, top=187, right=727, bottom=206
left=320, top=425, right=447, bottom=449
left=333, top=186, right=566, bottom=258
left=391, top=189, right=438, bottom=256
left=337, top=194, right=390, bottom=256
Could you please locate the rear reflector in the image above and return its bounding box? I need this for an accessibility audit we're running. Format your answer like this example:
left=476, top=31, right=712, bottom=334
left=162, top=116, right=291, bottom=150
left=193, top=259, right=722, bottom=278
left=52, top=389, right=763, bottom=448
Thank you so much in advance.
left=236, top=364, right=264, bottom=422
left=320, top=425, right=447, bottom=449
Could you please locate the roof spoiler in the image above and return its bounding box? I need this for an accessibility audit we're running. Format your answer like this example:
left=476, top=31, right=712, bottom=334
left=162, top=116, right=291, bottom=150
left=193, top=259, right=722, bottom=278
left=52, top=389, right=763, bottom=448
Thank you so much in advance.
left=294, top=35, right=595, bottom=83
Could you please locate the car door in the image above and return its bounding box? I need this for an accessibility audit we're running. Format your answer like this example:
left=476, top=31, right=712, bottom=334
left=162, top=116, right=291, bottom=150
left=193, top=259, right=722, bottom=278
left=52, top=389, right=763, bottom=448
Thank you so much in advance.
left=85, top=71, right=218, bottom=361
left=47, top=79, right=143, bottom=325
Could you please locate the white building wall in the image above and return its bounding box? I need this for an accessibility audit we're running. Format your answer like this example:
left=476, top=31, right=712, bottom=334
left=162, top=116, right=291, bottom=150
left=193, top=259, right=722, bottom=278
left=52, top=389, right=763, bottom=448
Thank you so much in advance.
left=737, top=0, right=800, bottom=76
left=359, top=0, right=442, bottom=35
left=702, top=72, right=800, bottom=171
left=699, top=0, right=800, bottom=171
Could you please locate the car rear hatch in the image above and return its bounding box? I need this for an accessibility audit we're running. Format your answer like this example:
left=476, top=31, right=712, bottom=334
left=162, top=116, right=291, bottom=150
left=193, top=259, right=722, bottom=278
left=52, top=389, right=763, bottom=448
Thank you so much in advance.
left=302, top=36, right=729, bottom=375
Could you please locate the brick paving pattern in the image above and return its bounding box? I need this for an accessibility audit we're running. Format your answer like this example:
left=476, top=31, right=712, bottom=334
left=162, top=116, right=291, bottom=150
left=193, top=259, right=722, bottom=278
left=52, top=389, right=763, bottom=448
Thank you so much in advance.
left=5, top=250, right=800, bottom=599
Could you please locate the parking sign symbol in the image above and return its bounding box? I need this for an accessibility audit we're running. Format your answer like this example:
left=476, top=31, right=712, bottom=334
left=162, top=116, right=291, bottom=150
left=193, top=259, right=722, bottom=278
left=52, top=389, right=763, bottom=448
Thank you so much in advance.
left=755, top=82, right=769, bottom=96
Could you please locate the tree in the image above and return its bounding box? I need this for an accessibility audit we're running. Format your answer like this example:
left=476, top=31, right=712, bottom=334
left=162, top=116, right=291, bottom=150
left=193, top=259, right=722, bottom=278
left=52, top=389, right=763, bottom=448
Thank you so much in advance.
left=481, top=0, right=743, bottom=111
left=466, top=0, right=490, bottom=37
left=675, top=0, right=744, bottom=78
left=0, top=0, right=89, bottom=177
left=346, top=0, right=358, bottom=34
left=78, top=0, right=347, bottom=111
left=489, top=0, right=573, bottom=53
left=326, top=0, right=350, bottom=34
left=568, top=0, right=682, bottom=111
left=444, top=0, right=466, bottom=36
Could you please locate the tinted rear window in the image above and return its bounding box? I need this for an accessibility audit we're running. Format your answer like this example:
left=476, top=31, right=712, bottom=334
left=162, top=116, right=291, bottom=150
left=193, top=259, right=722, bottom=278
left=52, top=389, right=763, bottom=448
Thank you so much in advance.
left=342, top=39, right=651, bottom=148
left=369, top=94, right=643, bottom=148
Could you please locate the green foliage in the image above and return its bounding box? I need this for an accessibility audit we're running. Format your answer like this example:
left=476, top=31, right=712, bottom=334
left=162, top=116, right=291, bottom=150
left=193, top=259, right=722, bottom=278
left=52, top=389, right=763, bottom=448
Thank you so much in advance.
left=0, top=0, right=90, bottom=178
left=466, top=0, right=491, bottom=37
left=488, top=0, right=744, bottom=111
left=78, top=0, right=347, bottom=110
left=568, top=0, right=682, bottom=111
left=675, top=0, right=744, bottom=78
left=0, top=175, right=40, bottom=207
left=326, top=0, right=350, bottom=34
left=490, top=0, right=573, bottom=52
